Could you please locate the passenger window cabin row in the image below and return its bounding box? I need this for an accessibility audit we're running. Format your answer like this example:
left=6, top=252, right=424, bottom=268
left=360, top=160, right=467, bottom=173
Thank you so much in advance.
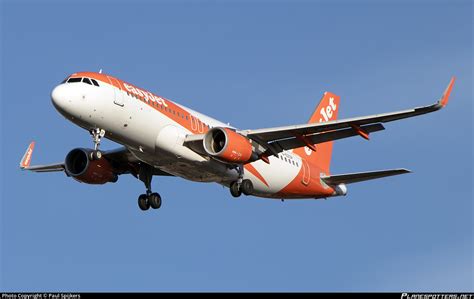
left=278, top=154, right=299, bottom=167
left=124, top=91, right=212, bottom=131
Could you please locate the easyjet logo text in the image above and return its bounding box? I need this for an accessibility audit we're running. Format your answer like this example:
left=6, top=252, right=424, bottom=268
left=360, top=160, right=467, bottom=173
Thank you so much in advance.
left=123, top=83, right=168, bottom=107
left=319, top=97, right=337, bottom=122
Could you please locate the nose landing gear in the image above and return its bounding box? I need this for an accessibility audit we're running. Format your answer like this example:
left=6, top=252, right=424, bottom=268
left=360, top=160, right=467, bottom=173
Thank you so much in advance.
left=89, top=128, right=105, bottom=160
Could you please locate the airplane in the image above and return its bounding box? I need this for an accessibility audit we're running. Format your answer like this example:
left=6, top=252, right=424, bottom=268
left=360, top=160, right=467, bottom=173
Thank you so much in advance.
left=20, top=72, right=455, bottom=211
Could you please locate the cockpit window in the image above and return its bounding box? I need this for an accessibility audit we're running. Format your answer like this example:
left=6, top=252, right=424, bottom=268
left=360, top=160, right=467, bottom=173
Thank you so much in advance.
left=65, top=76, right=100, bottom=86
left=67, top=77, right=82, bottom=83
left=91, top=79, right=100, bottom=87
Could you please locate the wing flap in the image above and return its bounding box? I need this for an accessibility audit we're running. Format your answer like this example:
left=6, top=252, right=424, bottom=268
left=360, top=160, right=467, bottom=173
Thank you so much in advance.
left=243, top=102, right=443, bottom=142
left=321, top=168, right=411, bottom=185
left=272, top=123, right=385, bottom=151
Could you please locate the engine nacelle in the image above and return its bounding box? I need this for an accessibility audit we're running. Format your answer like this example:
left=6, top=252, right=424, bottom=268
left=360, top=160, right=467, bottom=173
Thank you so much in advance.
left=65, top=148, right=118, bottom=184
left=203, top=127, right=257, bottom=163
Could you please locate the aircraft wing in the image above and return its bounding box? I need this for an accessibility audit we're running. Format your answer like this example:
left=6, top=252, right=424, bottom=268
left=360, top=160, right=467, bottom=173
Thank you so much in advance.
left=19, top=142, right=173, bottom=176
left=321, top=168, right=411, bottom=185
left=238, top=77, right=455, bottom=155
left=21, top=163, right=65, bottom=172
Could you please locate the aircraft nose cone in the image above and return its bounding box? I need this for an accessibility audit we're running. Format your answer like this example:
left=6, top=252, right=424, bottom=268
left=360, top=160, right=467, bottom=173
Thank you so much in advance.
left=51, top=84, right=68, bottom=112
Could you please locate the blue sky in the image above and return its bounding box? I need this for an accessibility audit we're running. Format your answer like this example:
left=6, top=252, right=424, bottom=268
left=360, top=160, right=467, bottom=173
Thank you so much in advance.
left=1, top=0, right=472, bottom=292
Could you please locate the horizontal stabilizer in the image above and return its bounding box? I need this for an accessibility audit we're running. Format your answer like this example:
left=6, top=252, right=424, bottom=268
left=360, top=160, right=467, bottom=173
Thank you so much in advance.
left=321, top=168, right=411, bottom=185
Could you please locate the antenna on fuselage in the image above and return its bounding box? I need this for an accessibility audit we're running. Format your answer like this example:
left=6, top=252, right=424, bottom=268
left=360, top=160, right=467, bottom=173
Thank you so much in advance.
left=99, top=69, right=103, bottom=74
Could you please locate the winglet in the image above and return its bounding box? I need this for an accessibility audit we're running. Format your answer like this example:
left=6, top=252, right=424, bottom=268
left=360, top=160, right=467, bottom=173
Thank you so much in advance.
left=20, top=141, right=35, bottom=169
left=439, top=76, right=455, bottom=107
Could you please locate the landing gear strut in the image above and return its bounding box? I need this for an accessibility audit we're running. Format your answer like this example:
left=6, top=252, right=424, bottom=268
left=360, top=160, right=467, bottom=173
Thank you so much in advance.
left=229, top=165, right=253, bottom=197
left=137, top=163, right=162, bottom=211
left=89, top=128, right=105, bottom=160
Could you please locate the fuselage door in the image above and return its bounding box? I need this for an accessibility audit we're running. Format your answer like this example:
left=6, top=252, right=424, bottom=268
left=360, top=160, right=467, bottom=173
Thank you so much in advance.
left=190, top=115, right=198, bottom=131
left=191, top=115, right=205, bottom=133
left=107, top=76, right=124, bottom=107
left=301, top=159, right=310, bottom=186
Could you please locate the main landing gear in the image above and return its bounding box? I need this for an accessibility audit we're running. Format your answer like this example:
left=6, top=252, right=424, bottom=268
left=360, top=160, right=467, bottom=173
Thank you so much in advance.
left=138, top=192, right=162, bottom=211
left=137, top=163, right=162, bottom=211
left=89, top=128, right=105, bottom=160
left=230, top=179, right=254, bottom=197
left=229, top=165, right=253, bottom=198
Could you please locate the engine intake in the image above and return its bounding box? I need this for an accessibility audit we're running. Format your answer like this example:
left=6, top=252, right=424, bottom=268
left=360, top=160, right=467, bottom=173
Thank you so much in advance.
left=65, top=148, right=118, bottom=184
left=203, top=127, right=257, bottom=163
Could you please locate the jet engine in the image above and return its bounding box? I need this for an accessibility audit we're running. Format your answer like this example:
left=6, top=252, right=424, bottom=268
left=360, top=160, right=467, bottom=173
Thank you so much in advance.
left=65, top=148, right=118, bottom=184
left=203, top=127, right=257, bottom=164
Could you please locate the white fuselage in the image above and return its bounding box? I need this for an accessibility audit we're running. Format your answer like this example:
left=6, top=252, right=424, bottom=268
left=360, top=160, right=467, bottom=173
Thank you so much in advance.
left=51, top=73, right=334, bottom=199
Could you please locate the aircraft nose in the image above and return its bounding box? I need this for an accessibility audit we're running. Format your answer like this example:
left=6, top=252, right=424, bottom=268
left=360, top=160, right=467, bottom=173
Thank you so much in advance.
left=51, top=84, right=69, bottom=112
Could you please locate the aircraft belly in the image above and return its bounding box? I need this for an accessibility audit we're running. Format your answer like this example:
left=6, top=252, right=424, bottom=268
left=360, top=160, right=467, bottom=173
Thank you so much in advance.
left=161, top=161, right=237, bottom=183
left=122, top=121, right=236, bottom=183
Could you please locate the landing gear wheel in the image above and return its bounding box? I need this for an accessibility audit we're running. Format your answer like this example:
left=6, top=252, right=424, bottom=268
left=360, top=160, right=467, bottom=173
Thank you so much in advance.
left=149, top=192, right=162, bottom=209
left=138, top=194, right=150, bottom=211
left=230, top=182, right=242, bottom=198
left=90, top=150, right=102, bottom=160
left=241, top=179, right=254, bottom=196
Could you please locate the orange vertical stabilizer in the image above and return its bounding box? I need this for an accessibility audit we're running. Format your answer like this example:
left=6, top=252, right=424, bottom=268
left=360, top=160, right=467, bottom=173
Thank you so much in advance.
left=293, top=92, right=340, bottom=174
